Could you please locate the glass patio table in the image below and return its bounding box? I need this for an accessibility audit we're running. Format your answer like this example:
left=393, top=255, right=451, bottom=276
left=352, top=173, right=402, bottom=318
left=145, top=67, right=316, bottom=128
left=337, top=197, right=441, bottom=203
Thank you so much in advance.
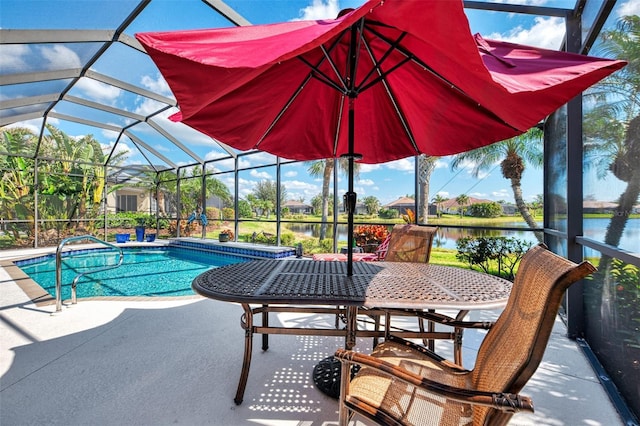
left=192, top=259, right=512, bottom=404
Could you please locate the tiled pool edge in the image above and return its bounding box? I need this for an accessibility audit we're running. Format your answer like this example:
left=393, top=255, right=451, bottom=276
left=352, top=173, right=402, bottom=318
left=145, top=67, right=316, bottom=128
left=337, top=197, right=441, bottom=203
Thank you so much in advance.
left=169, top=237, right=296, bottom=259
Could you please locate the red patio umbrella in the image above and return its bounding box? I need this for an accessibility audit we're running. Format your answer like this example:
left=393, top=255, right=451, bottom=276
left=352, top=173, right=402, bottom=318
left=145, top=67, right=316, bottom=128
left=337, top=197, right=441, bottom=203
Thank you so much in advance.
left=136, top=0, right=625, bottom=275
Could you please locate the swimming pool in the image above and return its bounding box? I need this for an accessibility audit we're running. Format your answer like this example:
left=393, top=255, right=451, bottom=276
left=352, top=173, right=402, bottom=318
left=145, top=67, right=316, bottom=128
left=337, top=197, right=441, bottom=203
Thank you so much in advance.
left=17, top=246, right=250, bottom=300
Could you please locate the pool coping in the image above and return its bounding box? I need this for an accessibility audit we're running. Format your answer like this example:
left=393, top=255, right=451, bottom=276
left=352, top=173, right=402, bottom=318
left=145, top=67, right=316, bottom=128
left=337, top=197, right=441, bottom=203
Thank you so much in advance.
left=2, top=239, right=294, bottom=307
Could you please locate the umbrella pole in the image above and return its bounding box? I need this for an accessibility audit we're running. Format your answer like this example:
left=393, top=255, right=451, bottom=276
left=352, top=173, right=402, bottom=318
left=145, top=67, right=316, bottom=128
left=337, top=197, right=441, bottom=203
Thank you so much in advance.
left=344, top=22, right=361, bottom=277
left=344, top=100, right=357, bottom=277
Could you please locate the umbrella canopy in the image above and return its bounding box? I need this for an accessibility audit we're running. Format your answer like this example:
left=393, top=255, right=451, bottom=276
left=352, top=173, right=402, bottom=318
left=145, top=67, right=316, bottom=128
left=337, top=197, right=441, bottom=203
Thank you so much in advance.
left=136, top=0, right=625, bottom=274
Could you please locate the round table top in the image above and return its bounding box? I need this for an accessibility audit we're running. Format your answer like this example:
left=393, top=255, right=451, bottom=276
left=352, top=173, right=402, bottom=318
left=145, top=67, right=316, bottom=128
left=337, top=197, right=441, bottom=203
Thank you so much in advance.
left=192, top=259, right=512, bottom=310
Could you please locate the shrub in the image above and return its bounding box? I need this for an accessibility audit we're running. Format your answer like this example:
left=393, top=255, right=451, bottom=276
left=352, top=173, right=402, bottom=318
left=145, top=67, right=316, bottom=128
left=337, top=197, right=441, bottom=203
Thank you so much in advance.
left=280, top=232, right=295, bottom=246
left=99, top=212, right=169, bottom=230
left=456, top=236, right=532, bottom=280
left=237, top=200, right=253, bottom=218
left=378, top=208, right=399, bottom=219
left=222, top=207, right=235, bottom=220
left=467, top=202, right=502, bottom=218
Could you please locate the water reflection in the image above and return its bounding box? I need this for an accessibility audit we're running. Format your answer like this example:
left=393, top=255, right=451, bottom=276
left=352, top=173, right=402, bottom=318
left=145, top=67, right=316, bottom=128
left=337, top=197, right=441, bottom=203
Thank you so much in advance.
left=285, top=218, right=639, bottom=252
left=284, top=222, right=539, bottom=249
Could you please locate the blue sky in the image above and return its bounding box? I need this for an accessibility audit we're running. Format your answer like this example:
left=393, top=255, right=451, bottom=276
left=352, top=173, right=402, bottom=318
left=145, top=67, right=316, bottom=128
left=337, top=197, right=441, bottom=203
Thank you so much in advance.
left=2, top=0, right=638, bottom=206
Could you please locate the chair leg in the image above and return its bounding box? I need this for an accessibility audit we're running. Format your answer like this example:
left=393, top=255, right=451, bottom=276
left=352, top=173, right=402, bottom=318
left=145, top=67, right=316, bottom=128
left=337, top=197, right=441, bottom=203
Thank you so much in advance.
left=338, top=361, right=353, bottom=426
left=235, top=303, right=254, bottom=405
left=373, top=313, right=381, bottom=348
left=420, top=309, right=436, bottom=351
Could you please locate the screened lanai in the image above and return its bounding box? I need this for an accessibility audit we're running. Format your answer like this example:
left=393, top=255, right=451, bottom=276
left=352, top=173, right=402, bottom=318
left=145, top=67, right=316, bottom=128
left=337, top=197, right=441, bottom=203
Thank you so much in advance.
left=1, top=0, right=638, bottom=423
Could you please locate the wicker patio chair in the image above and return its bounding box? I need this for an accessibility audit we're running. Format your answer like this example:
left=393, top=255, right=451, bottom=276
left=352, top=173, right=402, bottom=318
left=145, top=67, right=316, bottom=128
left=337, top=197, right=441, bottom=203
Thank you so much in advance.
left=371, top=224, right=438, bottom=347
left=335, top=243, right=596, bottom=426
left=383, top=224, right=437, bottom=262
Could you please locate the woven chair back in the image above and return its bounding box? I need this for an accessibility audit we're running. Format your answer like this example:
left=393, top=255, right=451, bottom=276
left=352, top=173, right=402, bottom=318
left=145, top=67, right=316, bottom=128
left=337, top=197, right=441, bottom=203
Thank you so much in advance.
left=470, top=244, right=596, bottom=425
left=383, top=224, right=438, bottom=263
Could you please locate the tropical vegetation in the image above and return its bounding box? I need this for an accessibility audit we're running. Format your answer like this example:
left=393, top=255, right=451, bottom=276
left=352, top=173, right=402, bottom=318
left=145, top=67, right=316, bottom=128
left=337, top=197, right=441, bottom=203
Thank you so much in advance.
left=450, top=127, right=544, bottom=242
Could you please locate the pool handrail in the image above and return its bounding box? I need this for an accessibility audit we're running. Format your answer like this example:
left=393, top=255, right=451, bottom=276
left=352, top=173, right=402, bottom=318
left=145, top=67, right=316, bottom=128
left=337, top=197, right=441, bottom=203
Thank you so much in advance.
left=55, top=235, right=124, bottom=312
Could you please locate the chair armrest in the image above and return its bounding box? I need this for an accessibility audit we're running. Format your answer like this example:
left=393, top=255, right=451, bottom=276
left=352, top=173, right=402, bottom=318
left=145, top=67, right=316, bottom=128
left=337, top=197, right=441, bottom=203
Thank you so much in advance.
left=417, top=310, right=495, bottom=330
left=334, top=348, right=534, bottom=414
left=381, top=308, right=495, bottom=330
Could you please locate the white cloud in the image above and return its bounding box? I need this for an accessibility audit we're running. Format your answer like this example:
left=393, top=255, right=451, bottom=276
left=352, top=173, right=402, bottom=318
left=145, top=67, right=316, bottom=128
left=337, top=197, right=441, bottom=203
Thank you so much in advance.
left=469, top=192, right=487, bottom=198
left=141, top=73, right=173, bottom=97
left=475, top=170, right=491, bottom=180
left=435, top=159, right=448, bottom=169
left=491, top=189, right=511, bottom=200
left=204, top=151, right=237, bottom=170
left=101, top=129, right=120, bottom=140
left=40, top=45, right=82, bottom=69
left=385, top=158, right=414, bottom=172
left=358, top=178, right=375, bottom=186
left=75, top=77, right=122, bottom=103
left=134, top=97, right=167, bottom=117
left=2, top=118, right=43, bottom=134
left=153, top=143, right=170, bottom=153
left=295, top=0, right=340, bottom=20
left=618, top=0, right=640, bottom=17
left=0, top=44, right=29, bottom=72
left=486, top=16, right=565, bottom=49
left=283, top=179, right=318, bottom=191
left=284, top=170, right=298, bottom=177
left=238, top=158, right=252, bottom=168
left=359, top=163, right=381, bottom=173
left=250, top=169, right=273, bottom=179
left=103, top=140, right=132, bottom=159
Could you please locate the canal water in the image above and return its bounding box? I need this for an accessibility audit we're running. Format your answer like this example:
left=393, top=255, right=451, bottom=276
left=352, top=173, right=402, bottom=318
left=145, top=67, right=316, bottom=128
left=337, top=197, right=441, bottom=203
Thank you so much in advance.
left=286, top=218, right=639, bottom=252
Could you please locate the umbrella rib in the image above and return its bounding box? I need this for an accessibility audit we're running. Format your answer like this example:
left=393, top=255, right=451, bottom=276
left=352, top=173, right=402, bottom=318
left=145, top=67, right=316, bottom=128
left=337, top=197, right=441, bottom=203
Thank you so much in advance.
left=365, top=25, right=521, bottom=132
left=360, top=34, right=420, bottom=155
left=358, top=56, right=410, bottom=93
left=255, top=73, right=314, bottom=149
left=333, top=94, right=345, bottom=156
left=297, top=28, right=351, bottom=94
left=355, top=30, right=408, bottom=92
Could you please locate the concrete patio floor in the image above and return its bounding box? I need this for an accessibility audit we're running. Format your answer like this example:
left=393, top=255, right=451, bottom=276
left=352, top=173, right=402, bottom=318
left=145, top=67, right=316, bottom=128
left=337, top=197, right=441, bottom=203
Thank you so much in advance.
left=1, top=248, right=624, bottom=426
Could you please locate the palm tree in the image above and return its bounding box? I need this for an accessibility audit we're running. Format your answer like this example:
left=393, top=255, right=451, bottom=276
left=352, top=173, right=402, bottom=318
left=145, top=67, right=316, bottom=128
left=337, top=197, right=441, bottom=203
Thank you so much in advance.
left=450, top=128, right=544, bottom=242
left=455, top=194, right=469, bottom=217
left=307, top=158, right=359, bottom=240
left=582, top=15, right=640, bottom=370
left=585, top=15, right=640, bottom=251
left=418, top=155, right=437, bottom=223
left=431, top=194, right=448, bottom=218
left=529, top=194, right=543, bottom=218
left=362, top=195, right=381, bottom=216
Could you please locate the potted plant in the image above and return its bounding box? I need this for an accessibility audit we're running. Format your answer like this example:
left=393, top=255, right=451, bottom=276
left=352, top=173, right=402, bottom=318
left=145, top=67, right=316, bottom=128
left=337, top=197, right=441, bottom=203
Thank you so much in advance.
left=135, top=218, right=146, bottom=242
left=219, top=228, right=234, bottom=242
left=354, top=225, right=389, bottom=253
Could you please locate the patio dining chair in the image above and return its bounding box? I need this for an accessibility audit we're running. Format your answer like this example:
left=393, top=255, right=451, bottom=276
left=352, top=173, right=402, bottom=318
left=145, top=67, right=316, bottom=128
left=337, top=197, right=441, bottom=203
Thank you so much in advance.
left=370, top=224, right=438, bottom=347
left=335, top=243, right=596, bottom=426
left=381, top=224, right=437, bottom=262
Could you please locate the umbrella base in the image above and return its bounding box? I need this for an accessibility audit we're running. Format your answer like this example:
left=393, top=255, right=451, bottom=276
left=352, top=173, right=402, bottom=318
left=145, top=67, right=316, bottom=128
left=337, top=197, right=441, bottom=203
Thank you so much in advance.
left=312, top=355, right=359, bottom=399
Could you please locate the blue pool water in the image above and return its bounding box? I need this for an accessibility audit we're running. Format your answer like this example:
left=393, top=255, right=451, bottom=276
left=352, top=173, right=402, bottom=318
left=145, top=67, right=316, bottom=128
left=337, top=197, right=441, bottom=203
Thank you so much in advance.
left=17, top=247, right=249, bottom=299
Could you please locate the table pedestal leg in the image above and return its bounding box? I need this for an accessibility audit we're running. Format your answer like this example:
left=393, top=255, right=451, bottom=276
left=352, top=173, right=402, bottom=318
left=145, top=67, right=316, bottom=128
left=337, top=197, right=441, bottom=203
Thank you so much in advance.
left=262, top=304, right=269, bottom=350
